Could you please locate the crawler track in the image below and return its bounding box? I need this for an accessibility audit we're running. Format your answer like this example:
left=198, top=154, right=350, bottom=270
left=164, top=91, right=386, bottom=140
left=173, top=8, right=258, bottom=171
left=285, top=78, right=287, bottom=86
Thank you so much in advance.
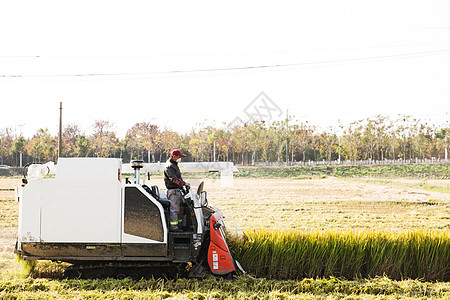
left=62, top=260, right=215, bottom=279
left=63, top=262, right=186, bottom=279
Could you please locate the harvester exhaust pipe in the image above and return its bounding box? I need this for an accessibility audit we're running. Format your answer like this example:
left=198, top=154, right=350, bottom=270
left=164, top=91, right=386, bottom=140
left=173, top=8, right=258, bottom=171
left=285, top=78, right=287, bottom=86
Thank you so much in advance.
left=131, top=160, right=144, bottom=184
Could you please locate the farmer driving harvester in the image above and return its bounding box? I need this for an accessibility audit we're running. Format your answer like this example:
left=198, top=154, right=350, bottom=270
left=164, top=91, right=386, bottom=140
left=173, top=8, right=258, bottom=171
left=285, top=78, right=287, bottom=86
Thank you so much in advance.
left=164, top=149, right=188, bottom=231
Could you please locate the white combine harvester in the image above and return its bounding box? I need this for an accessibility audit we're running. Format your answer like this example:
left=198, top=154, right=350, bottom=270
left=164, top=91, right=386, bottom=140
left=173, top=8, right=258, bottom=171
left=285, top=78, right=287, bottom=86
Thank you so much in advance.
left=15, top=158, right=242, bottom=278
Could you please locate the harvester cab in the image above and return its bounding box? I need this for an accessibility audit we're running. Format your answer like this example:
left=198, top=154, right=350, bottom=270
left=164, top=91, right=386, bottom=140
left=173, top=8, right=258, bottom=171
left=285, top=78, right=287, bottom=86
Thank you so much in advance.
left=14, top=158, right=241, bottom=278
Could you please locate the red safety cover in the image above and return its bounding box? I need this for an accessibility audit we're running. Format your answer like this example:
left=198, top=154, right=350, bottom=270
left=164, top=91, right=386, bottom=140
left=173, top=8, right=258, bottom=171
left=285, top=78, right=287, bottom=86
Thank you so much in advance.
left=207, top=215, right=236, bottom=275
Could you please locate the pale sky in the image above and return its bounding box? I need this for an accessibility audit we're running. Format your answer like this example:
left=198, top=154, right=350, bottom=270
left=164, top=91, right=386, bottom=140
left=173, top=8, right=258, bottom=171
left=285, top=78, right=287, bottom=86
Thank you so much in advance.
left=1, top=0, right=449, bottom=138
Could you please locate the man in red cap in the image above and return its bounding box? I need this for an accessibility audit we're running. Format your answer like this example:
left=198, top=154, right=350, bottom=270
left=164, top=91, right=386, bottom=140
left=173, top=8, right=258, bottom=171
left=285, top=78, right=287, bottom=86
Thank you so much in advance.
left=164, top=149, right=188, bottom=231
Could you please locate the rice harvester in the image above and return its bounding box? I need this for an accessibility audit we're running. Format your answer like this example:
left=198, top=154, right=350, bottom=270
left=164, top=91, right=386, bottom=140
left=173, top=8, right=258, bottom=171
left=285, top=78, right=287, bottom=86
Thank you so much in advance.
left=14, top=157, right=243, bottom=278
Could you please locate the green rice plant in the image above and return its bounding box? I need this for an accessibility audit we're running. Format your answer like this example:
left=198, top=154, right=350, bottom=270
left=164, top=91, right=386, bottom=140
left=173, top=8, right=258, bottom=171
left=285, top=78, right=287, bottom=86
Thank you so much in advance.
left=229, top=229, right=450, bottom=281
left=15, top=255, right=36, bottom=278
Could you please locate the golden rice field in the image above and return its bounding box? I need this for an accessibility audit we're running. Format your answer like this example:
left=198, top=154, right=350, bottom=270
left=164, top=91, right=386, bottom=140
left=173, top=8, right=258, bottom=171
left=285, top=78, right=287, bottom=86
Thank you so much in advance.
left=230, top=230, right=448, bottom=281
left=0, top=176, right=449, bottom=299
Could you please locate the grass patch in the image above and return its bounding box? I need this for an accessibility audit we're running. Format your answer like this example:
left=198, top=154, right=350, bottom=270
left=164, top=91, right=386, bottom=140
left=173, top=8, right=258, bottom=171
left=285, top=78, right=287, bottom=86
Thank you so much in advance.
left=0, top=276, right=448, bottom=299
left=422, top=186, right=450, bottom=194
left=342, top=178, right=450, bottom=194
left=15, top=256, right=70, bottom=279
left=16, top=255, right=36, bottom=278
left=0, top=168, right=22, bottom=177
left=236, top=163, right=450, bottom=179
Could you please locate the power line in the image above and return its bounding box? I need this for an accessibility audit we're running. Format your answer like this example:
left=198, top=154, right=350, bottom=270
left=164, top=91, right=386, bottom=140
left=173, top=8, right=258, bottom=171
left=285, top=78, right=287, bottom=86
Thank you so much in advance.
left=1, top=40, right=450, bottom=59
left=1, top=48, right=450, bottom=80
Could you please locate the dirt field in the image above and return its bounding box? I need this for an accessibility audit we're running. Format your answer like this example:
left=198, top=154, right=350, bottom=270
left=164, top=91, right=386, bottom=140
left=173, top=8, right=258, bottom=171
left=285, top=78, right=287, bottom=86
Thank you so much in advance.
left=195, top=177, right=450, bottom=232
left=1, top=176, right=449, bottom=276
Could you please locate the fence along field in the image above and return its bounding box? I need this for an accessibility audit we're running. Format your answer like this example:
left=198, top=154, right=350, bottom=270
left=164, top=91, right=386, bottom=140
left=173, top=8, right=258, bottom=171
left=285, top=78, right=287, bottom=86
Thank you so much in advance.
left=0, top=164, right=449, bottom=298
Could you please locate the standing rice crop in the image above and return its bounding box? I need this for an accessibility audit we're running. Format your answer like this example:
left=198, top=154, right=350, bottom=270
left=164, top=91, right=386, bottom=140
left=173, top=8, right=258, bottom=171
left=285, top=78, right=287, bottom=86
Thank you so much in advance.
left=229, top=230, right=449, bottom=281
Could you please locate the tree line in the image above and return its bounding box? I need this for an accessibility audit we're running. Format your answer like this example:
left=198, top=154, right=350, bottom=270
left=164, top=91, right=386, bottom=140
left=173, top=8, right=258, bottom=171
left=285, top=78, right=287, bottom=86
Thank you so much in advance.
left=0, top=115, right=448, bottom=166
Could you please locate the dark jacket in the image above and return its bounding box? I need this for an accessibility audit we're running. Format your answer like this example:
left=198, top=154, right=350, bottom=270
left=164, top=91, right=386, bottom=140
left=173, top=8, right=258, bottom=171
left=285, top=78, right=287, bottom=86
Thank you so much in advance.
left=164, top=159, right=185, bottom=189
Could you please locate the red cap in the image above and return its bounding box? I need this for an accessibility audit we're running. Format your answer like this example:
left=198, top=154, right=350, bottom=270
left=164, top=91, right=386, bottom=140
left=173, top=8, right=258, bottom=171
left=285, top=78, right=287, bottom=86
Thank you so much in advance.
left=171, top=149, right=187, bottom=157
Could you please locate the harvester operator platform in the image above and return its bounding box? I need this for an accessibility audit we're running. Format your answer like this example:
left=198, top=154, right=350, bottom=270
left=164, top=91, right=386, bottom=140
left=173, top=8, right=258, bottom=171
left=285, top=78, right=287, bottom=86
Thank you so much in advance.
left=164, top=149, right=188, bottom=232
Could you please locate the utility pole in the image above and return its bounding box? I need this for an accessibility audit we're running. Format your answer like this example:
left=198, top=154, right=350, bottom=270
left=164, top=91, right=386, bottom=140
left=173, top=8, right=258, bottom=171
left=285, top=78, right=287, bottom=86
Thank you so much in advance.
left=445, top=112, right=448, bottom=161
left=286, top=109, right=289, bottom=166
left=18, top=124, right=24, bottom=167
left=58, top=102, right=63, bottom=158
left=338, top=137, right=341, bottom=163
left=338, top=119, right=341, bottom=164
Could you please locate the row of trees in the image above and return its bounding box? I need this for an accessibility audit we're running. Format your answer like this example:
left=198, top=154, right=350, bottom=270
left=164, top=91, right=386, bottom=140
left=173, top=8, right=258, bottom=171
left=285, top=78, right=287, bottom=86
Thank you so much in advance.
left=0, top=115, right=448, bottom=166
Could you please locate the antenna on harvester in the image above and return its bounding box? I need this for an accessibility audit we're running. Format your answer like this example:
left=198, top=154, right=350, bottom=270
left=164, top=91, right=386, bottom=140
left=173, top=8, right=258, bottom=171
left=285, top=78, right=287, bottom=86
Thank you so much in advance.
left=58, top=102, right=63, bottom=158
